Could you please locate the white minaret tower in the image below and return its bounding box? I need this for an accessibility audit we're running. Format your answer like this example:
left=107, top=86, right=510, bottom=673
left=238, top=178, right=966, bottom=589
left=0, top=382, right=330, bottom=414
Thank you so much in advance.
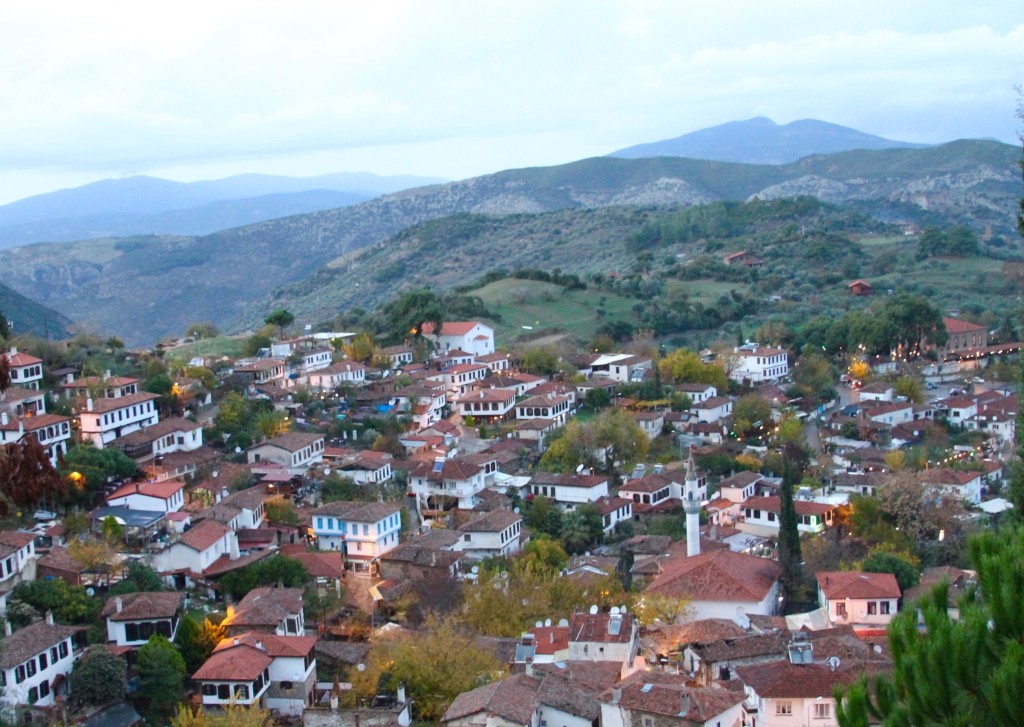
left=683, top=449, right=701, bottom=557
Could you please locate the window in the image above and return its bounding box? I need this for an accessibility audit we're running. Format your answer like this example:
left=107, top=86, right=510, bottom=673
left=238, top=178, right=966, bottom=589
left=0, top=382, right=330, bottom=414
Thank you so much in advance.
left=218, top=684, right=231, bottom=699
left=59, top=642, right=68, bottom=658
left=814, top=703, right=831, bottom=719
left=15, top=665, right=25, bottom=684
left=642, top=718, right=654, bottom=727
left=776, top=701, right=793, bottom=716
left=39, top=680, right=49, bottom=699
left=26, top=659, right=36, bottom=677
left=867, top=601, right=878, bottom=615
left=281, top=681, right=294, bottom=690
left=235, top=684, right=249, bottom=700
left=880, top=601, right=891, bottom=615
left=28, top=686, right=38, bottom=704
left=202, top=684, right=217, bottom=696
left=835, top=602, right=847, bottom=617
left=38, top=652, right=47, bottom=670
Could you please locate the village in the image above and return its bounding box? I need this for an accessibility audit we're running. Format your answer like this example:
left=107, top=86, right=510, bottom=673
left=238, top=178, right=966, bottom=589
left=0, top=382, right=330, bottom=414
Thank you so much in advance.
left=0, top=310, right=1017, bottom=727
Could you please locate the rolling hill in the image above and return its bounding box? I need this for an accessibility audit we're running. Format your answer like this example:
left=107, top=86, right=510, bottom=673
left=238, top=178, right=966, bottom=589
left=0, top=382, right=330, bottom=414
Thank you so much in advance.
left=609, top=117, right=931, bottom=164
left=0, top=281, right=73, bottom=340
left=0, top=139, right=1016, bottom=346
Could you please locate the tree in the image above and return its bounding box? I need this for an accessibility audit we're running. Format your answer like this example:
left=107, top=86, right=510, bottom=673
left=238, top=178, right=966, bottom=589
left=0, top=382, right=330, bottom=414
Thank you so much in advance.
left=243, top=332, right=272, bottom=357
left=218, top=555, right=310, bottom=600
left=0, top=436, right=68, bottom=516
left=171, top=703, right=273, bottom=727
left=265, top=495, right=300, bottom=526
left=214, top=391, right=251, bottom=435
left=347, top=615, right=502, bottom=721
left=320, top=474, right=362, bottom=503
left=559, top=504, right=603, bottom=554
left=137, top=635, right=187, bottom=723
left=893, top=376, right=923, bottom=404
left=0, top=311, right=10, bottom=341
left=519, top=346, right=562, bottom=376
left=592, top=407, right=649, bottom=479
left=382, top=289, right=444, bottom=342
left=67, top=537, right=120, bottom=587
left=110, top=561, right=165, bottom=594
left=254, top=409, right=290, bottom=439
left=264, top=308, right=295, bottom=338
left=521, top=536, right=569, bottom=572
left=174, top=615, right=224, bottom=675
left=860, top=548, right=920, bottom=592
left=185, top=322, right=219, bottom=340
left=732, top=394, right=772, bottom=439
left=633, top=593, right=693, bottom=626
left=60, top=443, right=136, bottom=504
left=11, top=577, right=100, bottom=625
left=69, top=645, right=128, bottom=705
left=343, top=331, right=378, bottom=364
left=658, top=348, right=729, bottom=392
left=777, top=480, right=803, bottom=610
left=837, top=527, right=1024, bottom=727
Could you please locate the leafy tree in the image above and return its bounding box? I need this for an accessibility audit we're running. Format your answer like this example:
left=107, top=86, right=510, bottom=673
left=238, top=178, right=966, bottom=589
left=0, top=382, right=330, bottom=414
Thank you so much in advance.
left=347, top=615, right=501, bottom=721
left=524, top=496, right=563, bottom=538
left=539, top=420, right=597, bottom=473
left=214, top=391, right=251, bottom=435
left=343, top=331, right=378, bottom=364
left=265, top=495, right=300, bottom=526
left=60, top=443, right=136, bottom=503
left=185, top=322, right=220, bottom=340
left=11, top=578, right=100, bottom=625
left=320, top=474, right=362, bottom=503
left=171, top=703, right=273, bottom=727
left=264, top=308, right=295, bottom=337
left=110, top=561, right=165, bottom=594
left=860, top=548, right=921, bottom=592
left=0, top=311, right=10, bottom=340
left=218, top=555, right=310, bottom=600
left=646, top=513, right=688, bottom=541
left=633, top=593, right=693, bottom=626
left=174, top=615, right=224, bottom=675
left=0, top=436, right=68, bottom=515
left=791, top=350, right=836, bottom=402
left=519, top=346, right=562, bottom=376
left=382, top=289, right=444, bottom=342
left=68, top=537, right=120, bottom=587
left=732, top=394, right=772, bottom=439
left=137, top=635, right=187, bottom=723
left=243, top=332, right=272, bottom=357
left=521, top=536, right=569, bottom=572
left=559, top=504, right=604, bottom=554
left=254, top=409, right=290, bottom=439
left=837, top=527, right=1024, bottom=727
left=592, top=406, right=649, bottom=479
left=893, top=376, right=924, bottom=404
left=658, top=348, right=728, bottom=392
left=69, top=646, right=128, bottom=705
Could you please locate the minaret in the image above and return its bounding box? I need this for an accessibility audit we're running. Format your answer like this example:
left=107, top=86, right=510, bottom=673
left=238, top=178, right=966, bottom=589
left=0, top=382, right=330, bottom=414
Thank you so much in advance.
left=683, top=449, right=701, bottom=557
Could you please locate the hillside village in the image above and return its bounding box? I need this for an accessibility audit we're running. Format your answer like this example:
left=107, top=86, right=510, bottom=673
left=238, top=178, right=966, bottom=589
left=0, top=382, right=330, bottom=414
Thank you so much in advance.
left=0, top=306, right=1019, bottom=727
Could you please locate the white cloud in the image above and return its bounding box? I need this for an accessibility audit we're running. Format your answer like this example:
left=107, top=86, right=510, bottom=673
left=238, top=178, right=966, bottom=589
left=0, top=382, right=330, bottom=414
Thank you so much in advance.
left=0, top=1, right=1018, bottom=202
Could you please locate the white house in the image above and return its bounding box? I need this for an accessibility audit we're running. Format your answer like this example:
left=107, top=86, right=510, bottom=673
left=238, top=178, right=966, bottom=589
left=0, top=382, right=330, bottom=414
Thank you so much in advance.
left=307, top=362, right=367, bottom=390
left=457, top=510, right=523, bottom=560
left=422, top=321, right=496, bottom=358
left=429, top=363, right=490, bottom=399
left=861, top=401, right=914, bottom=426
left=693, top=396, right=734, bottom=423
left=6, top=349, right=43, bottom=390
left=0, top=412, right=72, bottom=467
left=106, top=479, right=186, bottom=513
left=330, top=451, right=394, bottom=485
left=60, top=374, right=139, bottom=401
left=731, top=344, right=789, bottom=384
left=595, top=496, right=633, bottom=534
left=225, top=587, right=305, bottom=636
left=817, top=571, right=901, bottom=629
left=458, top=388, right=518, bottom=423
left=193, top=640, right=273, bottom=710
left=0, top=617, right=82, bottom=708
left=737, top=656, right=866, bottom=727
left=568, top=609, right=639, bottom=674
left=207, top=486, right=269, bottom=531
left=109, top=417, right=204, bottom=463
left=857, top=382, right=895, bottom=402
left=514, top=394, right=573, bottom=426
left=920, top=467, right=989, bottom=505
left=0, top=531, right=36, bottom=586
left=150, top=519, right=240, bottom=584
left=247, top=432, right=325, bottom=475
left=76, top=392, right=161, bottom=448
left=740, top=496, right=836, bottom=535
left=645, top=549, right=784, bottom=621
left=409, top=457, right=486, bottom=513
left=528, top=472, right=611, bottom=509
left=675, top=383, right=718, bottom=405
left=395, top=384, right=448, bottom=428
left=310, top=501, right=403, bottom=574
left=102, top=592, right=182, bottom=647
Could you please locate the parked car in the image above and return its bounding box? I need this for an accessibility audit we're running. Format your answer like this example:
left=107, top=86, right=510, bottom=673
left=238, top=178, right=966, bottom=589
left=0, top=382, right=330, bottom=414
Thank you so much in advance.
left=925, top=382, right=938, bottom=390
left=971, top=377, right=985, bottom=384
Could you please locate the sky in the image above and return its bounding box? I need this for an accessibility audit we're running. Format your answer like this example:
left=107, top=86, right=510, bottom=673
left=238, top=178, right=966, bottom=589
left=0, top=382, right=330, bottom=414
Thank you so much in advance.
left=0, top=1, right=1020, bottom=205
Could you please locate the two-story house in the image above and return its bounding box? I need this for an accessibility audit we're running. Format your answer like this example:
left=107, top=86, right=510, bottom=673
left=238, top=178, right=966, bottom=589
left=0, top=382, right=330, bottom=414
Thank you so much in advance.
left=0, top=412, right=72, bottom=467
left=514, top=394, right=573, bottom=426
left=741, top=496, right=836, bottom=535
left=409, top=457, right=486, bottom=513
left=76, top=393, right=161, bottom=448
left=330, top=451, right=394, bottom=485
left=106, top=479, right=186, bottom=513
left=528, top=472, right=611, bottom=510
left=231, top=359, right=287, bottom=388
left=224, top=586, right=305, bottom=637
left=422, top=321, right=496, bottom=358
left=693, top=396, right=734, bottom=423
left=310, top=501, right=403, bottom=575
left=150, top=519, right=240, bottom=587
left=6, top=349, right=43, bottom=390
left=675, top=383, right=718, bottom=405
left=568, top=609, right=639, bottom=676
left=458, top=387, right=518, bottom=424
left=247, top=432, right=325, bottom=475
left=307, top=362, right=367, bottom=391
left=457, top=510, right=523, bottom=560
left=599, top=671, right=745, bottom=727
left=102, top=592, right=182, bottom=647
left=731, top=344, right=789, bottom=384
left=0, top=617, right=82, bottom=707
left=429, top=363, right=490, bottom=399
left=817, top=571, right=900, bottom=630
left=109, top=417, right=204, bottom=463
left=0, top=531, right=36, bottom=587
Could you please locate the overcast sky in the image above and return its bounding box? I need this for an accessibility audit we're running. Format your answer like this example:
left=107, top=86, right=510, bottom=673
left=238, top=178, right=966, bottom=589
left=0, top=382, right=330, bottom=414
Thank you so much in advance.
left=0, top=1, right=1020, bottom=204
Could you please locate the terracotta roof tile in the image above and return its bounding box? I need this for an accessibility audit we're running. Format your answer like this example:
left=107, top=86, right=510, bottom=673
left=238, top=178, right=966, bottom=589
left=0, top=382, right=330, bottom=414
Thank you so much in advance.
left=646, top=550, right=783, bottom=603
left=817, top=571, right=901, bottom=599
left=178, top=519, right=231, bottom=552
left=0, top=621, right=83, bottom=670
left=193, top=643, right=273, bottom=681
left=102, top=591, right=182, bottom=621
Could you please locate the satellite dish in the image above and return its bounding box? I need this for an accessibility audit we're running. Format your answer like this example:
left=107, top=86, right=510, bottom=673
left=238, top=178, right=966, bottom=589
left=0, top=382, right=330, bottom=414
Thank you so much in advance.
left=535, top=621, right=544, bottom=628
left=357, top=663, right=365, bottom=672
left=544, top=618, right=552, bottom=627
left=471, top=565, right=479, bottom=574
left=234, top=446, right=242, bottom=454
left=620, top=605, right=627, bottom=614
left=86, top=588, right=95, bottom=597
left=589, top=605, right=599, bottom=615
left=500, top=570, right=509, bottom=580
left=610, top=606, right=620, bottom=616
left=513, top=507, right=520, bottom=514
left=558, top=618, right=569, bottom=627
left=828, top=656, right=841, bottom=670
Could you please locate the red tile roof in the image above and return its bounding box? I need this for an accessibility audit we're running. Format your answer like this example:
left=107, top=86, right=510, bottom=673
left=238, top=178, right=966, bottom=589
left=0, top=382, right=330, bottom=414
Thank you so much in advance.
left=646, top=550, right=783, bottom=603
left=569, top=611, right=634, bottom=644
left=817, top=571, right=901, bottom=600
left=107, top=479, right=185, bottom=501
left=193, top=643, right=273, bottom=681
left=598, top=671, right=744, bottom=721
left=422, top=321, right=486, bottom=336
left=178, top=519, right=231, bottom=552
left=102, top=591, right=182, bottom=621
left=943, top=317, right=986, bottom=334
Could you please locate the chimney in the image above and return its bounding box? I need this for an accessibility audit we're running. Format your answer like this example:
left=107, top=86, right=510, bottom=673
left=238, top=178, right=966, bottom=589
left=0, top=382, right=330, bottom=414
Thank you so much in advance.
left=0, top=412, right=7, bottom=426
left=397, top=683, right=406, bottom=703
left=611, top=687, right=622, bottom=704
left=679, top=694, right=691, bottom=716
left=3, top=621, right=11, bottom=637
left=115, top=597, right=123, bottom=613
left=86, top=398, right=94, bottom=412
left=45, top=610, right=54, bottom=625
left=524, top=658, right=533, bottom=676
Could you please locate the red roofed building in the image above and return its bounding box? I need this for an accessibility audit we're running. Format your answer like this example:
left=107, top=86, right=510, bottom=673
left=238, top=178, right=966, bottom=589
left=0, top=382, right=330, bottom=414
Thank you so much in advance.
left=645, top=550, right=784, bottom=621
left=422, top=320, right=495, bottom=358
left=940, top=317, right=988, bottom=358
left=5, top=348, right=43, bottom=390
left=150, top=519, right=240, bottom=586
left=0, top=411, right=72, bottom=466
left=409, top=456, right=487, bottom=512
left=599, top=670, right=745, bottom=727
left=106, top=479, right=186, bottom=513
left=817, top=571, right=901, bottom=629
left=568, top=609, right=640, bottom=676
left=740, top=496, right=836, bottom=535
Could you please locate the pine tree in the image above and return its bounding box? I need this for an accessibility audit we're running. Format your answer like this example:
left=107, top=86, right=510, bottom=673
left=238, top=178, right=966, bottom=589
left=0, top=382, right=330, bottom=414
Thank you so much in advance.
left=837, top=527, right=1024, bottom=727
left=137, top=634, right=186, bottom=723
left=777, top=441, right=805, bottom=611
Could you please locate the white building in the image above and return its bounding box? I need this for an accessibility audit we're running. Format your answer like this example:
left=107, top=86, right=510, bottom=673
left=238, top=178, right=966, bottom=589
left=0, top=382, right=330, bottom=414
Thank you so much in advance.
left=247, top=433, right=325, bottom=475
left=0, top=618, right=81, bottom=708
left=109, top=417, right=203, bottom=463
left=0, top=531, right=36, bottom=587
left=102, top=592, right=182, bottom=647
left=150, top=519, right=240, bottom=584
left=307, top=362, right=367, bottom=390
left=409, top=457, right=486, bottom=512
left=76, top=393, right=161, bottom=448
left=6, top=349, right=43, bottom=390
left=817, top=571, right=901, bottom=629
left=731, top=344, right=789, bottom=384
left=311, top=501, right=403, bottom=574
left=528, top=472, right=611, bottom=509
left=422, top=321, right=496, bottom=358
left=106, top=479, right=186, bottom=513
left=0, top=412, right=72, bottom=467
left=457, top=510, right=523, bottom=560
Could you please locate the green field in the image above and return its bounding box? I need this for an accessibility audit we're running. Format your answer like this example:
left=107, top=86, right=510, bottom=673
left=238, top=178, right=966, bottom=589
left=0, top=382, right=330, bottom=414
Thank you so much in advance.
left=473, top=279, right=639, bottom=346
left=163, top=335, right=247, bottom=362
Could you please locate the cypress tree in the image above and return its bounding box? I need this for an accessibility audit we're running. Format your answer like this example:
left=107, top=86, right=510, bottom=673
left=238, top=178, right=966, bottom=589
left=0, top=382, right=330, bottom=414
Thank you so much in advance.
left=777, top=440, right=805, bottom=611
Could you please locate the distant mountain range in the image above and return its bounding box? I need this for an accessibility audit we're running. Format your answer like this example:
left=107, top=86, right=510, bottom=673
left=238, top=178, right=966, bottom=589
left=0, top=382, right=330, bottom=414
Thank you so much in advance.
left=610, top=117, right=931, bottom=164
left=0, top=136, right=1016, bottom=347
left=0, top=281, right=72, bottom=340
left=0, top=172, right=447, bottom=248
